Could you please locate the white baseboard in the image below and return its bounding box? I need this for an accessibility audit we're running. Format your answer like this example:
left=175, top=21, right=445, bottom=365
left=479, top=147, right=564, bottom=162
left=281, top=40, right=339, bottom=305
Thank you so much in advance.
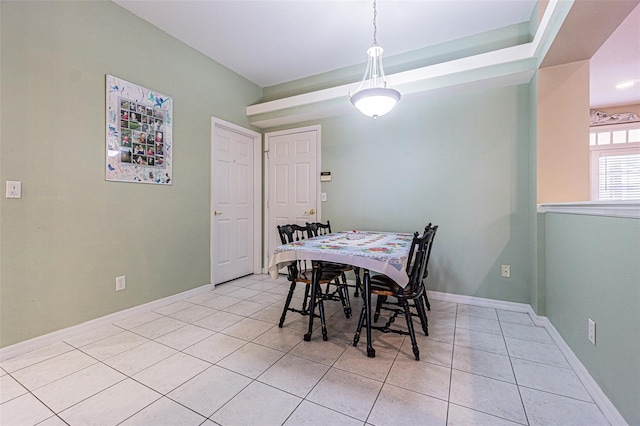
left=427, top=290, right=536, bottom=314
left=427, top=290, right=628, bottom=426
left=0, top=283, right=212, bottom=362
left=534, top=317, right=628, bottom=426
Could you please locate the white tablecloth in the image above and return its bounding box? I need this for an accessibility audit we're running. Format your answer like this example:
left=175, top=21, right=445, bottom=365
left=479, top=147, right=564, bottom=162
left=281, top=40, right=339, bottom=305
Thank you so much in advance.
left=268, top=232, right=413, bottom=287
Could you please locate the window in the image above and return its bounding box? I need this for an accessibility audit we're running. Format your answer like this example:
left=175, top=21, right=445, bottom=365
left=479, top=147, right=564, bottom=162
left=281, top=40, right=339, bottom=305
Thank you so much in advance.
left=590, top=123, right=640, bottom=201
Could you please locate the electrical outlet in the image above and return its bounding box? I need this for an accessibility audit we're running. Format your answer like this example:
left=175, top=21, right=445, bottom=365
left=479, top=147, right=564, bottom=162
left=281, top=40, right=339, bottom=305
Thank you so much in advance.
left=116, top=275, right=126, bottom=291
left=501, top=264, right=511, bottom=278
left=588, top=318, right=596, bottom=345
left=6, top=181, right=22, bottom=199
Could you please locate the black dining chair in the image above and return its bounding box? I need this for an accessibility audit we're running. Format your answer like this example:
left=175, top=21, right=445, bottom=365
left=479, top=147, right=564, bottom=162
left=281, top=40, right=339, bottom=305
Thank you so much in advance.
left=373, top=223, right=438, bottom=327
left=353, top=227, right=436, bottom=360
left=420, top=223, right=438, bottom=311
left=276, top=224, right=344, bottom=340
left=307, top=221, right=360, bottom=298
left=304, top=221, right=354, bottom=319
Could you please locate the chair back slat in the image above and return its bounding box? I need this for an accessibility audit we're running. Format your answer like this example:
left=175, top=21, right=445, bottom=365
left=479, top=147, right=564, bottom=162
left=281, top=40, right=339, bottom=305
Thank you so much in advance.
left=407, top=228, right=436, bottom=293
left=405, top=231, right=420, bottom=274
left=405, top=223, right=438, bottom=278
left=277, top=224, right=311, bottom=279
left=278, top=224, right=308, bottom=244
left=306, top=221, right=332, bottom=237
left=422, top=223, right=438, bottom=279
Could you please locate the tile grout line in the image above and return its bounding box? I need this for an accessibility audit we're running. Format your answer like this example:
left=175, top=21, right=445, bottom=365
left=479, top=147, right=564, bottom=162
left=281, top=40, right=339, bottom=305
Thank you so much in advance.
left=444, top=301, right=459, bottom=426
left=0, top=275, right=616, bottom=425
left=499, top=310, right=531, bottom=426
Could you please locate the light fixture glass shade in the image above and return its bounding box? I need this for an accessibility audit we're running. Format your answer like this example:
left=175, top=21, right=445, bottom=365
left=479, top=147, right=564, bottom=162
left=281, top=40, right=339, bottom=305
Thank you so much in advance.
left=350, top=45, right=401, bottom=118
left=350, top=87, right=400, bottom=118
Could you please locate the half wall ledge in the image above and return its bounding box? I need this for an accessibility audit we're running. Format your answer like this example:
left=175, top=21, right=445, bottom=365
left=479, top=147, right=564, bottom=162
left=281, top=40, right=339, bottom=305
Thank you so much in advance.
left=538, top=201, right=640, bottom=219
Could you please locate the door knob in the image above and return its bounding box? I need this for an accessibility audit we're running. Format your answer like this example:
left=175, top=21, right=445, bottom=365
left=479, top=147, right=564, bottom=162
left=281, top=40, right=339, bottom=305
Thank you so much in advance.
left=214, top=210, right=223, bottom=216
left=305, top=209, right=316, bottom=215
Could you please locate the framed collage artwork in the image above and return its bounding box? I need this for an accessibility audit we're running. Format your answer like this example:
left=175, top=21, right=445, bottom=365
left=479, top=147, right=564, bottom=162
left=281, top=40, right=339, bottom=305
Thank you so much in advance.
left=106, top=75, right=173, bottom=184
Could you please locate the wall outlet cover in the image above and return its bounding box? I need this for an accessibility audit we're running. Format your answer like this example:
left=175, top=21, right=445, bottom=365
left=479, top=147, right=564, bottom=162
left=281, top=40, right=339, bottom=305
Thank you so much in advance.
left=588, top=318, right=596, bottom=345
left=116, top=275, right=126, bottom=291
left=501, top=264, right=511, bottom=278
left=6, top=181, right=22, bottom=199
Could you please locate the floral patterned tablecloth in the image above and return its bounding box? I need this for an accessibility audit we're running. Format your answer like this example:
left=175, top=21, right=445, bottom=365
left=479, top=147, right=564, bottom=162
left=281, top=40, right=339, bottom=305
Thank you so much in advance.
left=268, top=232, right=414, bottom=288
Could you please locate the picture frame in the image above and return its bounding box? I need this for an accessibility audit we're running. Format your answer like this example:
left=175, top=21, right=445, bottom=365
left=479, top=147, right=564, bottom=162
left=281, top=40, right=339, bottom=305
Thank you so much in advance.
left=105, top=75, right=173, bottom=184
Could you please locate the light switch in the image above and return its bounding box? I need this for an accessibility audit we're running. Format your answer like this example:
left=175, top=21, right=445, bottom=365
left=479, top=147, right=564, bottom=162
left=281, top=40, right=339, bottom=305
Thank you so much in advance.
left=321, top=192, right=327, bottom=202
left=6, top=181, right=21, bottom=199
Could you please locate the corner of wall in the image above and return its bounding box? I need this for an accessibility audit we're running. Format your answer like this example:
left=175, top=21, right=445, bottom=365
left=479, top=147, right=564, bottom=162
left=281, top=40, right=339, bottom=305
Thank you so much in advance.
left=533, top=212, right=546, bottom=315
left=537, top=60, right=591, bottom=203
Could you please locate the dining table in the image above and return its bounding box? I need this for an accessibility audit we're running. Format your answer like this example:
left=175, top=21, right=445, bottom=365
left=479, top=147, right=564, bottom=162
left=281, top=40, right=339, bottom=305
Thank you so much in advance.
left=268, top=231, right=414, bottom=357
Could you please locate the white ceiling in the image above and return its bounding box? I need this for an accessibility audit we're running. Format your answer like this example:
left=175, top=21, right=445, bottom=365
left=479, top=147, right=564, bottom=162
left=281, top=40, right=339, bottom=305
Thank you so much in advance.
left=590, top=2, right=640, bottom=108
left=114, top=0, right=639, bottom=108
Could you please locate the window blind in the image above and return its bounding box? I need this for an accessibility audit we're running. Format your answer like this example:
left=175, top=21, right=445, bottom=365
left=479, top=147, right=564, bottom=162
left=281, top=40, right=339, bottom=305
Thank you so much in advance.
left=598, top=153, right=640, bottom=200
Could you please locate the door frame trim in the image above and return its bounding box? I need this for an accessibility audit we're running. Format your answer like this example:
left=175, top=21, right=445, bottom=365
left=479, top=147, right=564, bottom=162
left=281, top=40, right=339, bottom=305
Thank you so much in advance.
left=210, top=117, right=262, bottom=286
left=263, top=125, right=321, bottom=273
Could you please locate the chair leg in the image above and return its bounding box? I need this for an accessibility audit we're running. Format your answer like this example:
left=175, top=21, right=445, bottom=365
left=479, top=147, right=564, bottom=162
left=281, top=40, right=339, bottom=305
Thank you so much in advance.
left=353, top=268, right=361, bottom=297
left=373, top=295, right=386, bottom=323
left=337, top=285, right=351, bottom=318
left=279, top=281, right=297, bottom=328
left=315, top=286, right=328, bottom=341
left=353, top=306, right=367, bottom=346
left=423, top=288, right=431, bottom=311
left=301, top=284, right=311, bottom=313
left=341, top=273, right=352, bottom=312
left=340, top=271, right=350, bottom=299
left=402, top=300, right=420, bottom=360
left=414, top=295, right=429, bottom=336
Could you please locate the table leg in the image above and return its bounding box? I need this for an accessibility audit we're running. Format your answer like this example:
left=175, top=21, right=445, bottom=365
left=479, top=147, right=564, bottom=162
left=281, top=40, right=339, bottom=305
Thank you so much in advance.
left=363, top=269, right=375, bottom=358
left=304, top=262, right=321, bottom=342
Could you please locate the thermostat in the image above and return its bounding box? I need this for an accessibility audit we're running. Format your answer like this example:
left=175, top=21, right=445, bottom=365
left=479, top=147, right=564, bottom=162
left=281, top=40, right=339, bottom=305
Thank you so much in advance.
left=320, top=172, right=331, bottom=182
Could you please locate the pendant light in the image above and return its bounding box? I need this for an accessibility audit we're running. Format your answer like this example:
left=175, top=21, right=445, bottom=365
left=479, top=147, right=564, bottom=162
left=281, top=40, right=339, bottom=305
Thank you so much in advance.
left=349, top=0, right=400, bottom=119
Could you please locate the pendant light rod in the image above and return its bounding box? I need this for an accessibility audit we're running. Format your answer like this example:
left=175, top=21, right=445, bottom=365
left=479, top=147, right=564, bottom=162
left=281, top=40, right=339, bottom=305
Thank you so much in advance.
left=372, top=0, right=378, bottom=46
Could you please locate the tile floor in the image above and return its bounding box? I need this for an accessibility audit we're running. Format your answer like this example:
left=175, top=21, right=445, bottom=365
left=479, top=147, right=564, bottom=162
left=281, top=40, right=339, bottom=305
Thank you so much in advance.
left=0, top=274, right=611, bottom=425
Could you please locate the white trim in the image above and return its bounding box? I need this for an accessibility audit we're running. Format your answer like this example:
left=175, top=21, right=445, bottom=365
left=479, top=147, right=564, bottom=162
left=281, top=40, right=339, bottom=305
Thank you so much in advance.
left=537, top=201, right=640, bottom=218
left=245, top=0, right=569, bottom=128
left=427, top=290, right=535, bottom=314
left=0, top=283, right=212, bottom=362
left=210, top=118, right=262, bottom=286
left=531, top=0, right=565, bottom=58
left=261, top=124, right=321, bottom=139
left=246, top=43, right=535, bottom=118
left=590, top=122, right=640, bottom=133
left=247, top=70, right=535, bottom=129
left=427, top=290, right=628, bottom=426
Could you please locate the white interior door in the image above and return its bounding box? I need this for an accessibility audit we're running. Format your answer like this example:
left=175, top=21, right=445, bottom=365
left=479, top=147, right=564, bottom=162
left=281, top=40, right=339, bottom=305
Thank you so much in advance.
left=211, top=118, right=261, bottom=285
left=265, top=125, right=321, bottom=270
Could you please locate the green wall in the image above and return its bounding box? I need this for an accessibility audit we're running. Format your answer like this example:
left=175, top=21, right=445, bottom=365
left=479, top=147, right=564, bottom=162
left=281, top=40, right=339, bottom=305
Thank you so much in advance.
left=1, top=3, right=637, bottom=423
left=282, top=85, right=533, bottom=304
left=0, top=0, right=261, bottom=347
left=545, top=213, right=640, bottom=424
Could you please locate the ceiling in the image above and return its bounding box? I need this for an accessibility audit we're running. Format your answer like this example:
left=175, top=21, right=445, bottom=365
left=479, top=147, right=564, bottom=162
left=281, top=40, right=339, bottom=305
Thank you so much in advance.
left=114, top=0, right=639, bottom=108
left=590, top=2, right=640, bottom=108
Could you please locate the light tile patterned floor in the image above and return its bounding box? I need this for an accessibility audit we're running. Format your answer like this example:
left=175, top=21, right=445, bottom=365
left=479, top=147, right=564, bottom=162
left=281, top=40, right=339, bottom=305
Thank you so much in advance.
left=0, top=274, right=611, bottom=425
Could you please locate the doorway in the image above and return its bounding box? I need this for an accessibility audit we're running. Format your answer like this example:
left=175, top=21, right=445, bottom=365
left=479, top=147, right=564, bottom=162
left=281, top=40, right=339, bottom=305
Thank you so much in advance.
left=210, top=117, right=262, bottom=285
left=264, top=125, right=321, bottom=271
